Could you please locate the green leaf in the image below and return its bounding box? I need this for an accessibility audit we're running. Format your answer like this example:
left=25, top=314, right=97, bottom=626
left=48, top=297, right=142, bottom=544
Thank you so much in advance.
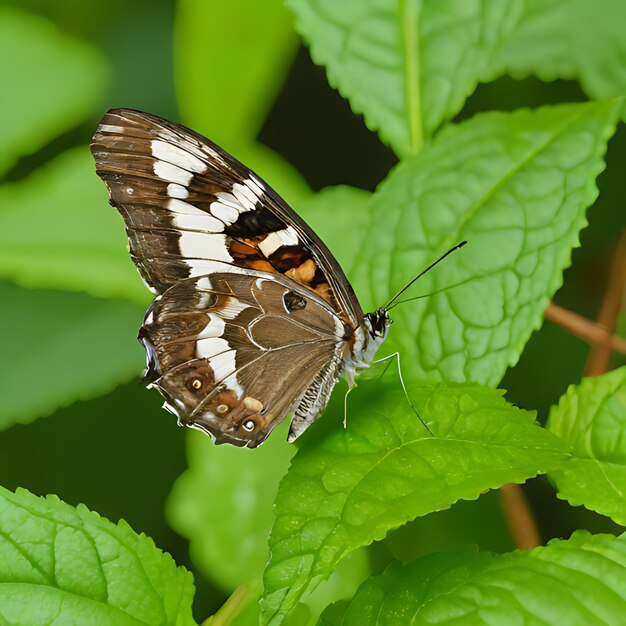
left=297, top=185, right=371, bottom=272
left=0, top=282, right=143, bottom=430
left=320, top=531, right=626, bottom=625
left=174, top=0, right=311, bottom=214
left=548, top=366, right=626, bottom=526
left=488, top=0, right=626, bottom=105
left=288, top=0, right=527, bottom=157
left=260, top=382, right=568, bottom=624
left=167, top=418, right=369, bottom=620
left=167, top=422, right=295, bottom=591
left=0, top=486, right=196, bottom=625
left=353, top=100, right=621, bottom=386
left=175, top=0, right=298, bottom=146
left=218, top=550, right=370, bottom=626
left=0, top=7, right=109, bottom=175
left=0, top=147, right=148, bottom=304
left=230, top=141, right=311, bottom=208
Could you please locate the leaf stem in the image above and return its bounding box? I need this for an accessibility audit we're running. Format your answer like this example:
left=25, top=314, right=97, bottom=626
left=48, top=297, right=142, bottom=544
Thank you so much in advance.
left=399, top=0, right=423, bottom=154
left=584, top=229, right=626, bottom=375
left=201, top=581, right=260, bottom=626
left=500, top=483, right=541, bottom=549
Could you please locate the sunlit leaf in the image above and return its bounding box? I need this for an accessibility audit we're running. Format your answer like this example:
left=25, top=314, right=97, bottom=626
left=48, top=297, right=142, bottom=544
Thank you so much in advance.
left=288, top=0, right=527, bottom=156
left=320, top=531, right=626, bottom=625
left=0, top=147, right=147, bottom=304
left=175, top=0, right=298, bottom=146
left=488, top=0, right=626, bottom=107
left=548, top=366, right=626, bottom=526
left=0, top=486, right=196, bottom=625
left=353, top=100, right=621, bottom=385
left=261, top=382, right=568, bottom=624
left=0, top=282, right=143, bottom=430
left=0, top=7, right=108, bottom=175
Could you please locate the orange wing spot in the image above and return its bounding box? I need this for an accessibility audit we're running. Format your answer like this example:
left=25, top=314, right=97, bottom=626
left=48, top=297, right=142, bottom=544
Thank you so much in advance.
left=208, top=389, right=240, bottom=416
left=248, top=259, right=276, bottom=272
left=286, top=258, right=317, bottom=285
left=228, top=236, right=279, bottom=274
left=182, top=362, right=215, bottom=393
left=229, top=238, right=260, bottom=258
left=313, top=282, right=332, bottom=302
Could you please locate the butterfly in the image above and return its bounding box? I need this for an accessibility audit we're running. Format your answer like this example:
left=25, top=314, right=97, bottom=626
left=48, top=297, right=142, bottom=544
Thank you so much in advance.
left=91, top=109, right=464, bottom=447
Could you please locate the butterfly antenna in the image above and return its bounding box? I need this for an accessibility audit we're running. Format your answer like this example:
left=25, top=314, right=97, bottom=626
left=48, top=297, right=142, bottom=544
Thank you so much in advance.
left=385, top=241, right=467, bottom=311
left=387, top=278, right=473, bottom=308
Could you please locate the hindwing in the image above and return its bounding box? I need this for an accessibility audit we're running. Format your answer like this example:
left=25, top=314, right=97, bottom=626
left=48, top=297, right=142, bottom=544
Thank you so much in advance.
left=141, top=270, right=344, bottom=447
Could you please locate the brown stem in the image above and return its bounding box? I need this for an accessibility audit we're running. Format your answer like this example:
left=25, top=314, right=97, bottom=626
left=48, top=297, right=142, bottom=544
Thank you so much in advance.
left=544, top=303, right=626, bottom=354
left=584, top=229, right=626, bottom=375
left=500, top=483, right=541, bottom=549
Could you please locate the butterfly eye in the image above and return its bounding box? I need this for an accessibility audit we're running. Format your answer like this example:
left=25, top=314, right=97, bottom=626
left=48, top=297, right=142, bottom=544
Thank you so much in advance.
left=242, top=419, right=256, bottom=432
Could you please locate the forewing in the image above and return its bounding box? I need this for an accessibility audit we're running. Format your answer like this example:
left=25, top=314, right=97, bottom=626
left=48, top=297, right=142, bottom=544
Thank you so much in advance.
left=142, top=270, right=344, bottom=447
left=91, top=108, right=362, bottom=324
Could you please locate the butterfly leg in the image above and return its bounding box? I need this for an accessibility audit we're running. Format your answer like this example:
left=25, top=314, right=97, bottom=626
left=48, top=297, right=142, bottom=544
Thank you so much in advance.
left=371, top=352, right=434, bottom=436
left=343, top=384, right=355, bottom=429
left=373, top=355, right=394, bottom=382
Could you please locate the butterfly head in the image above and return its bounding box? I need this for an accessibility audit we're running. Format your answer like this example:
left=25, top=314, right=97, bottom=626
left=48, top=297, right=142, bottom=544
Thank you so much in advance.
left=364, top=307, right=392, bottom=340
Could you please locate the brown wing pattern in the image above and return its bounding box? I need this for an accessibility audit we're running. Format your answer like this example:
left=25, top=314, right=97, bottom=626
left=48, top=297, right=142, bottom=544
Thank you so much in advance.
left=91, top=108, right=362, bottom=326
left=141, top=269, right=344, bottom=447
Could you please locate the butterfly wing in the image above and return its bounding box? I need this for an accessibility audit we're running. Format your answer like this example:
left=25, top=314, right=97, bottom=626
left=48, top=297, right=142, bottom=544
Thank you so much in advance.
left=91, top=108, right=362, bottom=326
left=141, top=270, right=344, bottom=446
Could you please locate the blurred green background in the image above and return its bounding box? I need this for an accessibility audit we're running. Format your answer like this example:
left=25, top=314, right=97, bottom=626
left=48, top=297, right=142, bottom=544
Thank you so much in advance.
left=0, top=0, right=624, bottom=621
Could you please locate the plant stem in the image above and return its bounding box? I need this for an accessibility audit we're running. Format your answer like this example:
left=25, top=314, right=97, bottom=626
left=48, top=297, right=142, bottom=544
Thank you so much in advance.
left=544, top=303, right=626, bottom=354
left=399, top=0, right=423, bottom=154
left=500, top=483, right=541, bottom=549
left=201, top=581, right=260, bottom=626
left=584, top=229, right=626, bottom=375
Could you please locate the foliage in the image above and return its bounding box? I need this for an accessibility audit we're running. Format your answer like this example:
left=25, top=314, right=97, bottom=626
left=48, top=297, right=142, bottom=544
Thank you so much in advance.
left=287, top=0, right=528, bottom=156
left=486, top=0, right=626, bottom=107
left=320, top=531, right=626, bottom=625
left=0, top=283, right=142, bottom=429
left=0, top=148, right=146, bottom=304
left=261, top=382, right=567, bottom=623
left=548, top=366, right=626, bottom=525
left=0, top=6, right=108, bottom=176
left=352, top=100, right=619, bottom=384
left=175, top=0, right=309, bottom=207
left=0, top=486, right=196, bottom=625
left=1, top=1, right=626, bottom=624
left=166, top=424, right=295, bottom=592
